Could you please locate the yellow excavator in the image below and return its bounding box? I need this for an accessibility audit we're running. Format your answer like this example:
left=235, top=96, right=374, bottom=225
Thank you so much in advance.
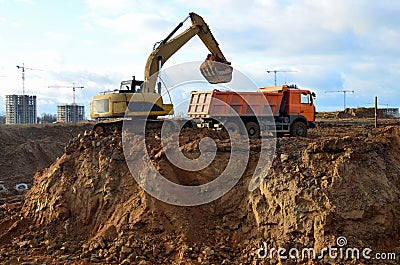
left=90, top=12, right=232, bottom=133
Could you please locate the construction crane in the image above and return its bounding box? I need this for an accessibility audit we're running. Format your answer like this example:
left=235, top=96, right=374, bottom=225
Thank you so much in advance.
left=49, top=83, right=85, bottom=123
left=267, top=70, right=298, bottom=86
left=325, top=90, right=354, bottom=110
left=15, top=64, right=42, bottom=124
left=48, top=83, right=84, bottom=104
left=72, top=83, right=84, bottom=105
left=16, top=63, right=42, bottom=95
left=365, top=102, right=389, bottom=112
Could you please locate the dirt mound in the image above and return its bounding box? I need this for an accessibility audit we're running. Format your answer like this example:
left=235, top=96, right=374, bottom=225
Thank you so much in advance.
left=0, top=123, right=92, bottom=204
left=0, top=124, right=399, bottom=264
left=336, top=107, right=392, bottom=119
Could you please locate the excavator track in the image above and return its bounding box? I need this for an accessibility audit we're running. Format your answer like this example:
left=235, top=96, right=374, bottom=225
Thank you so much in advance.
left=93, top=120, right=124, bottom=135
left=93, top=119, right=193, bottom=136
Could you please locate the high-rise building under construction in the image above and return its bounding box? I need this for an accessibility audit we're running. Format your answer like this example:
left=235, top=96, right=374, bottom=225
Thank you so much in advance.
left=5, top=94, right=37, bottom=124
left=57, top=104, right=85, bottom=123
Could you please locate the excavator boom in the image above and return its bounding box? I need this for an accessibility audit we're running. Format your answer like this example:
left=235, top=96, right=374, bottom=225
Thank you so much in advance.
left=90, top=12, right=231, bottom=125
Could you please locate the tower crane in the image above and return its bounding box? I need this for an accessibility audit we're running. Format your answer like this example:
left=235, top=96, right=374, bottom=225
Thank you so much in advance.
left=16, top=63, right=42, bottom=95
left=48, top=83, right=84, bottom=104
left=49, top=83, right=85, bottom=123
left=325, top=90, right=355, bottom=110
left=15, top=63, right=42, bottom=124
left=267, top=69, right=298, bottom=86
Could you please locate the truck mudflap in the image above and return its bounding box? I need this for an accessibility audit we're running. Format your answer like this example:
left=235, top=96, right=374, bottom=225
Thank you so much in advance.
left=307, top=122, right=316, bottom=129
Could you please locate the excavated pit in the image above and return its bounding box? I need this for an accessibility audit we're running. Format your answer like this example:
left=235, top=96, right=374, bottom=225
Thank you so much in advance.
left=0, top=123, right=92, bottom=204
left=0, top=122, right=399, bottom=264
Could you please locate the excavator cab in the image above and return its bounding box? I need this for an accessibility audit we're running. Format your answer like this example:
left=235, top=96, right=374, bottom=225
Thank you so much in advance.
left=119, top=77, right=144, bottom=93
left=200, top=54, right=233, bottom=84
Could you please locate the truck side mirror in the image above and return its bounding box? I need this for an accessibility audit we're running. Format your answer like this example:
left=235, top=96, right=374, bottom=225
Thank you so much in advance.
left=311, top=92, right=316, bottom=98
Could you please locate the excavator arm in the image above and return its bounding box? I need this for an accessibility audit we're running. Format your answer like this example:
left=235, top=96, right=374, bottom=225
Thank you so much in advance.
left=90, top=12, right=231, bottom=122
left=143, top=12, right=232, bottom=92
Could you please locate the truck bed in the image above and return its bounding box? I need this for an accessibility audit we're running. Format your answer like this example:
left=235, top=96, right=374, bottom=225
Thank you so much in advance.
left=188, top=90, right=284, bottom=118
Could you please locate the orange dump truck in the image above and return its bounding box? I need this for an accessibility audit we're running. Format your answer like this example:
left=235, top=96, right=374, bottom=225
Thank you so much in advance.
left=187, top=84, right=316, bottom=137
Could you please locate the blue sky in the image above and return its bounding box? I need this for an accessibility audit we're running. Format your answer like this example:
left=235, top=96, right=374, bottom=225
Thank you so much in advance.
left=1, top=0, right=400, bottom=117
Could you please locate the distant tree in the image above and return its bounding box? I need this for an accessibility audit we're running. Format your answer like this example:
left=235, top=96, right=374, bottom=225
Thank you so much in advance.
left=38, top=113, right=57, bottom=123
left=0, top=108, right=5, bottom=124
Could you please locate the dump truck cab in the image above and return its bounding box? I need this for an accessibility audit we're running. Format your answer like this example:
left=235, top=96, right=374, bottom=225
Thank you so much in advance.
left=260, top=84, right=316, bottom=124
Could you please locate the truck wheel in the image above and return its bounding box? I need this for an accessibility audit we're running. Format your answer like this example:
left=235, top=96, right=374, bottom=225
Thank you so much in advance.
left=290, top=121, right=307, bottom=137
left=182, top=120, right=194, bottom=128
left=245, top=122, right=260, bottom=139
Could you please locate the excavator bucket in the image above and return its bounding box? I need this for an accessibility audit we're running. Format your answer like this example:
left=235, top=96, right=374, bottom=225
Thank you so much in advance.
left=200, top=54, right=233, bottom=84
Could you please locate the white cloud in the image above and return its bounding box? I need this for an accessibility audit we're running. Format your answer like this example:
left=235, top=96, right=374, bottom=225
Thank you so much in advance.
left=45, top=32, right=72, bottom=42
left=17, top=51, right=64, bottom=71
left=84, top=0, right=135, bottom=15
left=94, top=12, right=173, bottom=35
left=0, top=16, right=20, bottom=27
left=14, top=0, right=34, bottom=4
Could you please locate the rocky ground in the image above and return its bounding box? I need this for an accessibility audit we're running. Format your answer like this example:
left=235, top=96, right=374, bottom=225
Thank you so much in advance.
left=0, top=116, right=399, bottom=264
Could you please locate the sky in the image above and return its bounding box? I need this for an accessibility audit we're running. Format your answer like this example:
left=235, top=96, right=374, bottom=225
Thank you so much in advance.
left=1, top=0, right=400, bottom=117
